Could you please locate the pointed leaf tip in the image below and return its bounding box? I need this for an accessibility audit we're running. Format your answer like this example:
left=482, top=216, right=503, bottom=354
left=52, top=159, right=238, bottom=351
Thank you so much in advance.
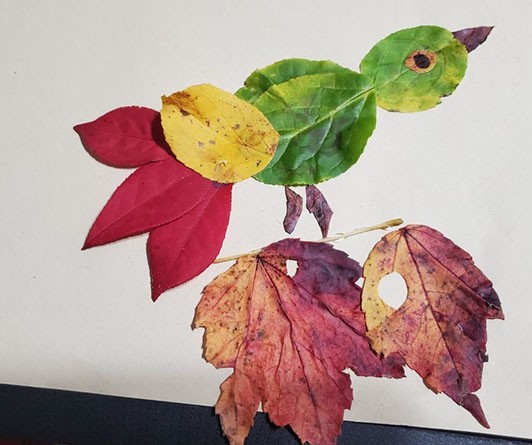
left=462, top=393, right=490, bottom=429
left=453, top=26, right=494, bottom=53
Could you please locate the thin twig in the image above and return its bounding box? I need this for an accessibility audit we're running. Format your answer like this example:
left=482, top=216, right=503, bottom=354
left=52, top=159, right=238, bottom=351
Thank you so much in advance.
left=213, top=218, right=403, bottom=264
left=213, top=249, right=263, bottom=264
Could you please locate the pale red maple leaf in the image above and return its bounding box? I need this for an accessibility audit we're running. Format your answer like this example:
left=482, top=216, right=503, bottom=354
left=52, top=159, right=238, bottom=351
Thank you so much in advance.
left=194, top=239, right=403, bottom=445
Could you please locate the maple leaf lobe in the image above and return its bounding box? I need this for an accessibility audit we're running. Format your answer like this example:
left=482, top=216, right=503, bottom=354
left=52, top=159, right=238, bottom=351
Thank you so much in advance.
left=196, top=238, right=405, bottom=445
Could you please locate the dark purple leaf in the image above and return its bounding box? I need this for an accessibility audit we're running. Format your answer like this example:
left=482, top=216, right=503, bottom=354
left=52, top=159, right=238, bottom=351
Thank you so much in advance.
left=305, top=185, right=333, bottom=237
left=453, top=26, right=494, bottom=53
left=283, top=187, right=303, bottom=234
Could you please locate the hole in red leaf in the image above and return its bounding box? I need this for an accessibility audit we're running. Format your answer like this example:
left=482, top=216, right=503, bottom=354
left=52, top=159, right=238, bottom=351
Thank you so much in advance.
left=378, top=272, right=408, bottom=309
left=286, top=260, right=298, bottom=277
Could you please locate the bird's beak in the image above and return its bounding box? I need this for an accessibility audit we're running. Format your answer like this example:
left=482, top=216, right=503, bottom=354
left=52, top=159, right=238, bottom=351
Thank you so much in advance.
left=452, top=26, right=494, bottom=52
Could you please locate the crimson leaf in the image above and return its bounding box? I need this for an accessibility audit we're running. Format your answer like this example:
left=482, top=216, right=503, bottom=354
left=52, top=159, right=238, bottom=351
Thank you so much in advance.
left=74, top=107, right=170, bottom=168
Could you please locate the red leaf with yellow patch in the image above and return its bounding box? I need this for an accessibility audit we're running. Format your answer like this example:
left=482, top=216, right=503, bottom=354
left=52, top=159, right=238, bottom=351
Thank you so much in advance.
left=361, top=225, right=503, bottom=428
left=194, top=239, right=403, bottom=445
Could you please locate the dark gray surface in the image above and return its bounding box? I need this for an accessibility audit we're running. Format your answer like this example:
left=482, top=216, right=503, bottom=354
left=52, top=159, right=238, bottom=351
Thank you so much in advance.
left=0, top=384, right=529, bottom=445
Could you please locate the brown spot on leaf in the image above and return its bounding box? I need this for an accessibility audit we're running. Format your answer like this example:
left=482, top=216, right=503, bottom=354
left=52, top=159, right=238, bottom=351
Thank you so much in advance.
left=414, top=53, right=431, bottom=69
left=405, top=49, right=437, bottom=73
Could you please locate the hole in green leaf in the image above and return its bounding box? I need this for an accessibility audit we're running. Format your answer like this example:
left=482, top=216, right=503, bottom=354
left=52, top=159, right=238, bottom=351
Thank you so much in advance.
left=378, top=272, right=408, bottom=309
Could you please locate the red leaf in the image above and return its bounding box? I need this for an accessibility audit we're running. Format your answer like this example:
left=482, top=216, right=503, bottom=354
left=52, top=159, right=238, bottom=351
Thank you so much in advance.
left=305, top=185, right=333, bottom=237
left=74, top=107, right=170, bottom=168
left=362, top=225, right=503, bottom=428
left=83, top=158, right=217, bottom=249
left=283, top=187, right=303, bottom=234
left=194, top=239, right=401, bottom=445
left=148, top=183, right=232, bottom=301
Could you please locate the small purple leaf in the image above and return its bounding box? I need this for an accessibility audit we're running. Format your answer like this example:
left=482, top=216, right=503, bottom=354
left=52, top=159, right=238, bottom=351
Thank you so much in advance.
left=305, top=185, right=333, bottom=237
left=283, top=187, right=303, bottom=234
left=452, top=26, right=493, bottom=53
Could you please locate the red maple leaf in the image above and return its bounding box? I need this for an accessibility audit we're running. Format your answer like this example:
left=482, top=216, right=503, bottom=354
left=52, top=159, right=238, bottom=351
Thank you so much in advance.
left=74, top=107, right=232, bottom=300
left=194, top=239, right=403, bottom=445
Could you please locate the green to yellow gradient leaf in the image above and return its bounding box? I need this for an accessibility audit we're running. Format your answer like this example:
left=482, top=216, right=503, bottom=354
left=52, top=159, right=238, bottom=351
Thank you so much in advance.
left=360, top=26, right=468, bottom=112
left=161, top=84, right=279, bottom=183
left=236, top=59, right=376, bottom=186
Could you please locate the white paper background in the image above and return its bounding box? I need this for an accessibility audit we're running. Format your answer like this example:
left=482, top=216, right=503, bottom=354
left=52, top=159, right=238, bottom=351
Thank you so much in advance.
left=1, top=0, right=531, bottom=439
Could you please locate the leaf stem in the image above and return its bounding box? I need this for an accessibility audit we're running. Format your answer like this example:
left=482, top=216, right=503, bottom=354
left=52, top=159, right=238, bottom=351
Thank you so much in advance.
left=213, top=218, right=403, bottom=264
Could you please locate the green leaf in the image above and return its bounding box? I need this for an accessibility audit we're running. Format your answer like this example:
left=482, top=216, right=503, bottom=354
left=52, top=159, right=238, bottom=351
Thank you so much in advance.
left=359, top=26, right=468, bottom=112
left=236, top=59, right=376, bottom=185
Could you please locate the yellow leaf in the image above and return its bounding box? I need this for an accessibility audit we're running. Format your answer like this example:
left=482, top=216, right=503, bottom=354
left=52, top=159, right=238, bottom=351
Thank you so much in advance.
left=161, top=84, right=279, bottom=183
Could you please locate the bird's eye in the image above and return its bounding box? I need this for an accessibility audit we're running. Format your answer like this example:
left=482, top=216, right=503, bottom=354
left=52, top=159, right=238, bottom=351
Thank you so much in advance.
left=405, top=49, right=437, bottom=73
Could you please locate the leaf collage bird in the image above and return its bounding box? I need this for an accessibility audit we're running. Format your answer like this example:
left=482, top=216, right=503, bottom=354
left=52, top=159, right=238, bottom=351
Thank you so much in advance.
left=74, top=25, right=502, bottom=445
